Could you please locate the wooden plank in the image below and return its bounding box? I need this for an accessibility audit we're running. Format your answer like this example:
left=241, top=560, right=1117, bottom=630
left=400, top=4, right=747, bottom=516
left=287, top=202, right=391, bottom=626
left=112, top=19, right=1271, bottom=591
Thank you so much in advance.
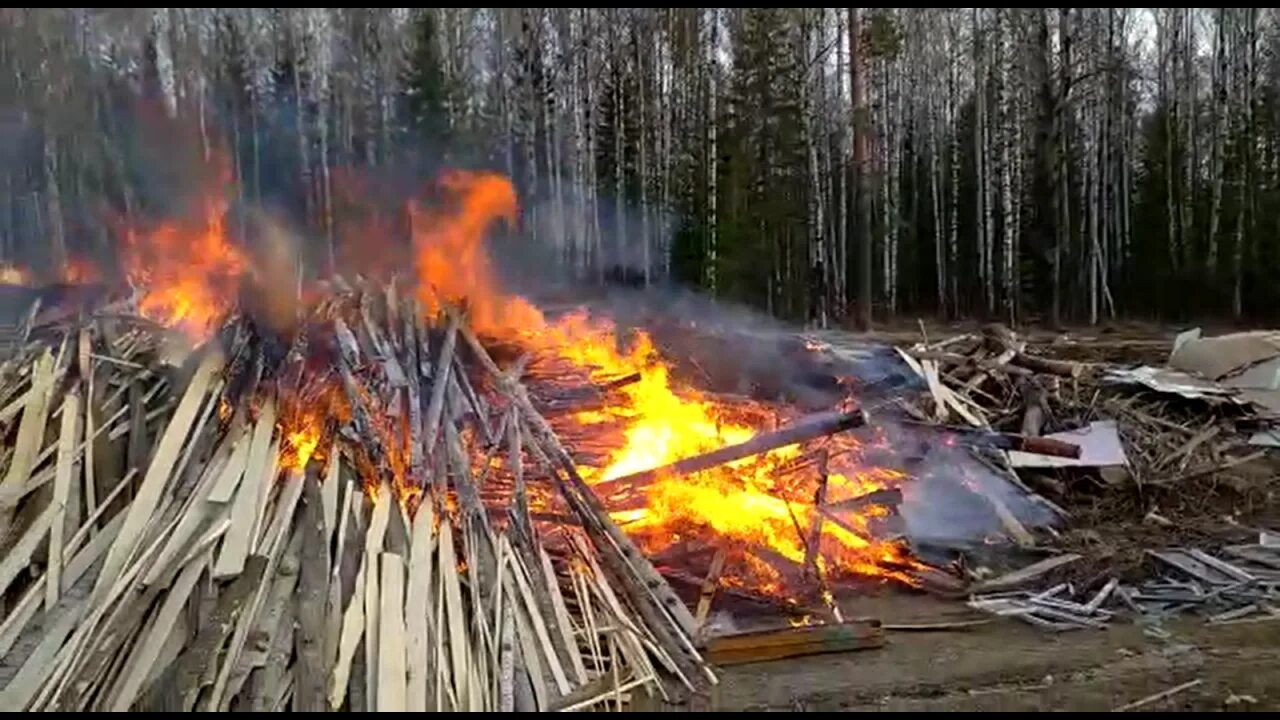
left=47, top=388, right=81, bottom=608
left=321, top=443, right=339, bottom=542
left=207, top=469, right=303, bottom=710
left=294, top=469, right=330, bottom=712
left=214, top=398, right=275, bottom=579
left=508, top=546, right=572, bottom=695
left=225, top=530, right=302, bottom=706
left=498, top=593, right=515, bottom=712
left=0, top=505, right=57, bottom=599
left=363, top=488, right=390, bottom=706
left=376, top=553, right=407, bottom=712
left=704, top=619, right=884, bottom=666
left=325, top=478, right=354, bottom=674
left=0, top=351, right=54, bottom=538
left=422, top=315, right=459, bottom=489
left=539, top=547, right=588, bottom=684
left=144, top=431, right=246, bottom=586
left=107, top=555, right=207, bottom=711
left=328, top=483, right=390, bottom=710
left=206, top=428, right=249, bottom=502
left=140, top=555, right=268, bottom=711
left=0, top=591, right=88, bottom=710
left=0, top=512, right=122, bottom=660
left=438, top=517, right=469, bottom=708
left=405, top=502, right=434, bottom=712
left=93, top=348, right=222, bottom=602
left=971, top=553, right=1083, bottom=593
left=589, top=408, right=866, bottom=498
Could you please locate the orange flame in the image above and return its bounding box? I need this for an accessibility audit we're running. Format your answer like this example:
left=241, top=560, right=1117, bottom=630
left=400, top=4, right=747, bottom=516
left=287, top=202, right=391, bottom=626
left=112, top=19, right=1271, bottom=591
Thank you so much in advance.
left=410, top=170, right=543, bottom=334
left=122, top=193, right=247, bottom=341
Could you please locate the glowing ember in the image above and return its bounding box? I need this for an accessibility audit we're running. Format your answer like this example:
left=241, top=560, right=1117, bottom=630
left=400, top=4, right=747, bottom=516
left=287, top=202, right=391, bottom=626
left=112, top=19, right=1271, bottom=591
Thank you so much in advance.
left=122, top=193, right=247, bottom=341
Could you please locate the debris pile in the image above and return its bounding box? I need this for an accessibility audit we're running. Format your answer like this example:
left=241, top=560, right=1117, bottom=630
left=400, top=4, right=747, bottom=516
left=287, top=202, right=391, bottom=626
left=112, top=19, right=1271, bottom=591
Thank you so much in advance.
left=967, top=535, right=1280, bottom=630
left=0, top=282, right=714, bottom=712
left=892, top=323, right=1280, bottom=628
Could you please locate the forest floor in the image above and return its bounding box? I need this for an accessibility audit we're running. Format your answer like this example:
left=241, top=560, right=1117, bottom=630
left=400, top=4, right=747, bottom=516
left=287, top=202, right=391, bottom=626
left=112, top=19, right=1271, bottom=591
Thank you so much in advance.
left=702, top=319, right=1280, bottom=712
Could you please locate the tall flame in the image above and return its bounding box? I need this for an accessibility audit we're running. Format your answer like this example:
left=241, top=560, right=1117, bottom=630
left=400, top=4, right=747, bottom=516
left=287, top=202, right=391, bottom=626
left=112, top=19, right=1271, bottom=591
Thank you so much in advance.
left=410, top=170, right=543, bottom=334
left=122, top=193, right=247, bottom=341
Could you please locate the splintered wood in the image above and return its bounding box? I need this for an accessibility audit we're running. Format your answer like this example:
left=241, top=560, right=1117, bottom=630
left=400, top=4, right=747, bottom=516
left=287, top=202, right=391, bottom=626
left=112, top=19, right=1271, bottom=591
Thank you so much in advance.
left=0, top=282, right=713, bottom=711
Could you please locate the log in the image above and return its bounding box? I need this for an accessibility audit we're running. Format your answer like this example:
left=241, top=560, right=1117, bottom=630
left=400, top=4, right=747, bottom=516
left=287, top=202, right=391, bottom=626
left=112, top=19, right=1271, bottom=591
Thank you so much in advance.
left=1020, top=381, right=1048, bottom=437
left=902, top=421, right=1081, bottom=459
left=1012, top=351, right=1082, bottom=378
left=589, top=408, right=867, bottom=498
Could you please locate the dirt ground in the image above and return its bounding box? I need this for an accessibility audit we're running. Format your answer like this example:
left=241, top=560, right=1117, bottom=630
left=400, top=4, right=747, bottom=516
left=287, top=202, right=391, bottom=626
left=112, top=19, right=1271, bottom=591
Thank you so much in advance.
left=698, top=591, right=1280, bottom=712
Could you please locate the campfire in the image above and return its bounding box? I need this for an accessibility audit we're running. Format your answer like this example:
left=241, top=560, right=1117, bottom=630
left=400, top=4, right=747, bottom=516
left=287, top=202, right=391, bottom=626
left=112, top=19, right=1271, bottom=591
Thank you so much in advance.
left=0, top=168, right=968, bottom=711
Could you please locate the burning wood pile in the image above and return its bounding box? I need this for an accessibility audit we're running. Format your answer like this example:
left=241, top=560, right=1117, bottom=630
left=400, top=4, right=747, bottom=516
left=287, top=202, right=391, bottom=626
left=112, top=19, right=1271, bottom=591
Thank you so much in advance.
left=1, top=169, right=966, bottom=709
left=0, top=283, right=724, bottom=711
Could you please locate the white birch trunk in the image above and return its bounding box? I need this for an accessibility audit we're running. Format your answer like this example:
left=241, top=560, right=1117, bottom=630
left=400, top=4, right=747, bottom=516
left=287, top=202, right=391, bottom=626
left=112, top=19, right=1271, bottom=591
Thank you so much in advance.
left=998, top=10, right=1014, bottom=323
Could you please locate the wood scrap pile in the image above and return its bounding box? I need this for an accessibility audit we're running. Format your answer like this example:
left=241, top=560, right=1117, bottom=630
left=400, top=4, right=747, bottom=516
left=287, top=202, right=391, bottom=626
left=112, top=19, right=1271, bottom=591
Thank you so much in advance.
left=0, top=280, right=713, bottom=711
left=895, top=324, right=1275, bottom=505
left=966, top=534, right=1280, bottom=630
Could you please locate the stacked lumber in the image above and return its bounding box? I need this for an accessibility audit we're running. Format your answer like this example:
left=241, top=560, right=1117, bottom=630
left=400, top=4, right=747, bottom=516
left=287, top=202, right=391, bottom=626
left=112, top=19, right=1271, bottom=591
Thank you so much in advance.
left=0, top=280, right=713, bottom=711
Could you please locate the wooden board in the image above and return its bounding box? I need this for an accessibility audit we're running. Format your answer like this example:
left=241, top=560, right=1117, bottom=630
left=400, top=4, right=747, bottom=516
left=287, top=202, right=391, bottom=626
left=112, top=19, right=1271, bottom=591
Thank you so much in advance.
left=376, top=553, right=406, bottom=712
left=107, top=555, right=208, bottom=711
left=405, top=503, right=434, bottom=711
left=94, top=348, right=222, bottom=602
left=214, top=399, right=275, bottom=579
left=48, top=387, right=82, bottom=608
left=704, top=619, right=884, bottom=666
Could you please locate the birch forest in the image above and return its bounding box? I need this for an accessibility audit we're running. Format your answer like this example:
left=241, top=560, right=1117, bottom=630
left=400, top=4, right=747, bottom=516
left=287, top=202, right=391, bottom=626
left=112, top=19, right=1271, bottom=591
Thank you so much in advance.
left=2, top=8, right=1279, bottom=328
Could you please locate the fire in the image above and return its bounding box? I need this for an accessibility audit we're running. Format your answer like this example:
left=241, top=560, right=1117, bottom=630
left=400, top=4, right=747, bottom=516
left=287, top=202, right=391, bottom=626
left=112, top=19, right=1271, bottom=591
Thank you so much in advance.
left=533, top=315, right=916, bottom=593
left=61, top=257, right=100, bottom=284
left=401, top=169, right=919, bottom=597
left=410, top=170, right=543, bottom=334
left=0, top=264, right=31, bottom=285
left=122, top=192, right=247, bottom=341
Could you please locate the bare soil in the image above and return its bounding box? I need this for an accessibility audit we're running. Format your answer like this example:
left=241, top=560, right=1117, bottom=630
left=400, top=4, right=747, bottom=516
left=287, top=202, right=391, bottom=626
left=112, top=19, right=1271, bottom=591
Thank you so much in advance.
left=704, top=592, right=1280, bottom=711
